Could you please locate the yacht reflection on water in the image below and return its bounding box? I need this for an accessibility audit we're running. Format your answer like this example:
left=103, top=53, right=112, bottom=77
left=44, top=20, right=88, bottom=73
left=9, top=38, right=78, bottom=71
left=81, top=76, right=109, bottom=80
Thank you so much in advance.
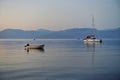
left=84, top=42, right=102, bottom=65
left=84, top=41, right=101, bottom=48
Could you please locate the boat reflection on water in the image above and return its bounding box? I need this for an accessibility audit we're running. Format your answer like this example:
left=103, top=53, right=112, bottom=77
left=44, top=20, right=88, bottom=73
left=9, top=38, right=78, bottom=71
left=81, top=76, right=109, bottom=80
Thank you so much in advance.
left=84, top=41, right=102, bottom=65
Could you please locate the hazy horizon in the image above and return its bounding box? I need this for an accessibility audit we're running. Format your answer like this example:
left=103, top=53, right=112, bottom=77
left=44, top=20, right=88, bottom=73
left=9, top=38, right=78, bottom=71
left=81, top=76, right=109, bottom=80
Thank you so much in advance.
left=0, top=27, right=119, bottom=31
left=0, top=0, right=120, bottom=31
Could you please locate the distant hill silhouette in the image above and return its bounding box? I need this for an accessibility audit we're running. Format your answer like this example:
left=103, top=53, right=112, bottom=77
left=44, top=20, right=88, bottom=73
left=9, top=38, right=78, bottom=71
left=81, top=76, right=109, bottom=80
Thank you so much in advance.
left=0, top=28, right=120, bottom=39
left=0, top=29, right=52, bottom=39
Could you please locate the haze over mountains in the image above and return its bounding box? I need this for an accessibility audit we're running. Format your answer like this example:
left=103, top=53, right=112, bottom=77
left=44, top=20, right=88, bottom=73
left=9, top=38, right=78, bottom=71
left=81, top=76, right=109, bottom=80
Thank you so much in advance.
left=0, top=28, right=120, bottom=39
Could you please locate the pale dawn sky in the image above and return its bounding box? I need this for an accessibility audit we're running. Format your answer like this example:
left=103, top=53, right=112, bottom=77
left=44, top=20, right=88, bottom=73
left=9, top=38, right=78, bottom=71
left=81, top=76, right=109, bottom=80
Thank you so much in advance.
left=0, top=0, right=120, bottom=30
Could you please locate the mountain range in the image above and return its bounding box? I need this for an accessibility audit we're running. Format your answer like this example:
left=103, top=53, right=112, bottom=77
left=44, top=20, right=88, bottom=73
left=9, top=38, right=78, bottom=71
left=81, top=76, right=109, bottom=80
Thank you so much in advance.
left=0, top=28, right=120, bottom=39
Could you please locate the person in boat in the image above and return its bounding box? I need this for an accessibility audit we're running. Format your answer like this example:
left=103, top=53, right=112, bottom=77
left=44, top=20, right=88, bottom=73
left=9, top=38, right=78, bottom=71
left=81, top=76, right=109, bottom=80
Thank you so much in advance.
left=86, top=35, right=96, bottom=39
left=25, top=44, right=30, bottom=47
left=86, top=35, right=91, bottom=39
left=27, top=44, right=29, bottom=46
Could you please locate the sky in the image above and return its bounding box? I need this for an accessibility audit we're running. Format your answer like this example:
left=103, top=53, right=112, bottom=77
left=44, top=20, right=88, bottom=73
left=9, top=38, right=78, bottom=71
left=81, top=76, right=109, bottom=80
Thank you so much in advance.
left=0, top=0, right=120, bottom=31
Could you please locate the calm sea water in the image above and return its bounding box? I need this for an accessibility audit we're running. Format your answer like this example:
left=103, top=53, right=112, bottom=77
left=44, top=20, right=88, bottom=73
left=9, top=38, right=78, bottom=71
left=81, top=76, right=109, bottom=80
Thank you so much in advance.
left=0, top=39, right=120, bottom=80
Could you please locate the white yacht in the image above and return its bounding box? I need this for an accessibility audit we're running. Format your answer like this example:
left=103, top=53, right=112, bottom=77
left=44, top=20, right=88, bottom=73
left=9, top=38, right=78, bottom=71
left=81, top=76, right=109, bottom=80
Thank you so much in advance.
left=83, top=16, right=102, bottom=43
left=83, top=35, right=102, bottom=42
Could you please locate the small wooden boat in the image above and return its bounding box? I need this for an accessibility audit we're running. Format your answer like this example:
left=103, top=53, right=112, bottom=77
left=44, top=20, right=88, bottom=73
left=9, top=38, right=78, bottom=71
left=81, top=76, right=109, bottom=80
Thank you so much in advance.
left=25, top=44, right=44, bottom=49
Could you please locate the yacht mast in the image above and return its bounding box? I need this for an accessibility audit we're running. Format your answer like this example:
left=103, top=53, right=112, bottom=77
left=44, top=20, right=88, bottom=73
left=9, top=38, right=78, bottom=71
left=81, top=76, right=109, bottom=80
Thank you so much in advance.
left=92, top=16, right=95, bottom=35
left=92, top=16, right=95, bottom=29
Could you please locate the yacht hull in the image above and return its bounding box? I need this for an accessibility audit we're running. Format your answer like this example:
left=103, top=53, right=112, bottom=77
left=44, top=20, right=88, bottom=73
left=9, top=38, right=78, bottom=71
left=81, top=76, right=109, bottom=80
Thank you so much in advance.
left=83, top=39, right=102, bottom=42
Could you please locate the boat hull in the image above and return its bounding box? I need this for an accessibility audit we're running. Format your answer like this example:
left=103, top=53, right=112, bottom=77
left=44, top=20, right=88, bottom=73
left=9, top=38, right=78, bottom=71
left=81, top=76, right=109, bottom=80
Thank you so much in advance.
left=83, top=39, right=102, bottom=42
left=25, top=45, right=44, bottom=49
